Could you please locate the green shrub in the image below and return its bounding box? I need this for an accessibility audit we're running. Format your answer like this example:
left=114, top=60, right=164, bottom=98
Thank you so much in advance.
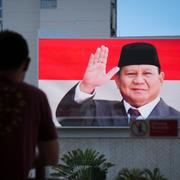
left=143, top=168, right=168, bottom=180
left=51, top=148, right=114, bottom=180
left=116, top=167, right=168, bottom=180
left=116, top=168, right=147, bottom=180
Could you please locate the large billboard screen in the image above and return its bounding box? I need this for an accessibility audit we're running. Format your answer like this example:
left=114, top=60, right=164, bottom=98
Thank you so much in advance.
left=38, top=38, right=180, bottom=126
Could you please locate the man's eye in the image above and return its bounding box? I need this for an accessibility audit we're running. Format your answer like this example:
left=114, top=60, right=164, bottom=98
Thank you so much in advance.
left=144, top=72, right=152, bottom=75
left=126, top=73, right=136, bottom=76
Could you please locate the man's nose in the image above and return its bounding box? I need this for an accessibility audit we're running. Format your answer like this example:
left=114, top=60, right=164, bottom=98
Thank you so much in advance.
left=133, top=74, right=144, bottom=83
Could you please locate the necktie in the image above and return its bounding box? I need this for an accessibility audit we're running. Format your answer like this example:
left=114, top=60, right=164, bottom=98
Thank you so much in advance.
left=128, top=108, right=141, bottom=122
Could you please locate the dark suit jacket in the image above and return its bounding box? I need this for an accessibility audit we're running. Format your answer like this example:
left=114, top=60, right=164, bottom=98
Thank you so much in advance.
left=56, top=85, right=180, bottom=126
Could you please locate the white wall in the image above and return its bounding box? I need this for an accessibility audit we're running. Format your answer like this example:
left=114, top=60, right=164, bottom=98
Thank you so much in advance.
left=3, top=0, right=40, bottom=85
left=40, top=0, right=111, bottom=38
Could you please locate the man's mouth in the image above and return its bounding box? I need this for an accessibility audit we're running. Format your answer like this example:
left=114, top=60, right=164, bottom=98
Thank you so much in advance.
left=132, top=88, right=147, bottom=92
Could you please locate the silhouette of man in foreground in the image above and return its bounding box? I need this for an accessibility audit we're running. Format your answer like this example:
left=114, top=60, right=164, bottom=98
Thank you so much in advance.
left=0, top=30, right=59, bottom=180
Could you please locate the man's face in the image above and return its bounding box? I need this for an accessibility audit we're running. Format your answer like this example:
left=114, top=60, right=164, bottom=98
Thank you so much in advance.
left=115, top=65, right=164, bottom=107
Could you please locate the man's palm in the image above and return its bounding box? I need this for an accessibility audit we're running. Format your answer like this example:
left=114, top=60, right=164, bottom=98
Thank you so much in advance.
left=81, top=45, right=119, bottom=91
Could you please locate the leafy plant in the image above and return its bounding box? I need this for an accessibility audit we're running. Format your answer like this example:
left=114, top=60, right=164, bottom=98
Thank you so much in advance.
left=143, top=168, right=168, bottom=180
left=116, top=168, right=168, bottom=180
left=51, top=148, right=114, bottom=180
left=115, top=168, right=147, bottom=180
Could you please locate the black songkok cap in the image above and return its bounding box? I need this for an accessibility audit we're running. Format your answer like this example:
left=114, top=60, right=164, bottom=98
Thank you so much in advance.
left=118, top=42, right=160, bottom=69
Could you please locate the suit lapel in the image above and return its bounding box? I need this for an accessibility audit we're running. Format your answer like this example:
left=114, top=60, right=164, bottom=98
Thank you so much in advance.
left=112, top=101, right=128, bottom=126
left=148, top=98, right=169, bottom=119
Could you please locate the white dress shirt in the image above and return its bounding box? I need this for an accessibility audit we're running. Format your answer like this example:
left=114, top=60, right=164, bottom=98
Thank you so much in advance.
left=123, top=97, right=160, bottom=123
left=74, top=82, right=95, bottom=103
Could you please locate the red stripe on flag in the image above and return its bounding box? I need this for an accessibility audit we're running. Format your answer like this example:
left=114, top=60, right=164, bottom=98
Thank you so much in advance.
left=38, top=39, right=180, bottom=80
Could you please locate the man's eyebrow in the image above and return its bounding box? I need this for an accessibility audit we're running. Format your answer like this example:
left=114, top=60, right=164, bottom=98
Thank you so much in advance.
left=124, top=69, right=137, bottom=72
left=142, top=68, right=156, bottom=71
left=142, top=68, right=153, bottom=71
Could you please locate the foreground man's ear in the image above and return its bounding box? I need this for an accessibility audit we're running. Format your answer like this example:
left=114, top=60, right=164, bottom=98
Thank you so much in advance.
left=22, top=57, right=30, bottom=71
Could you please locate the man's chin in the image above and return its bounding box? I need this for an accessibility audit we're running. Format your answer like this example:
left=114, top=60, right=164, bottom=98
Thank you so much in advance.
left=130, top=97, right=148, bottom=107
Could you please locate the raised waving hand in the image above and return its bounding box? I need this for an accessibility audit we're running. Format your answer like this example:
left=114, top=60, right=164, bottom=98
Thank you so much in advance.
left=80, top=45, right=119, bottom=94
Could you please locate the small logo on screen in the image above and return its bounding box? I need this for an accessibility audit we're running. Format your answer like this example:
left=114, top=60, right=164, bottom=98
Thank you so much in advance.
left=130, top=120, right=149, bottom=137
